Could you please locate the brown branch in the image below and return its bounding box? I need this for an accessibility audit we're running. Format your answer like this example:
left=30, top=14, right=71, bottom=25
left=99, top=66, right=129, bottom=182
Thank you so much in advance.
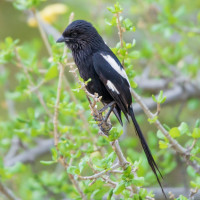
left=32, top=9, right=53, bottom=57
left=189, top=188, right=199, bottom=200
left=0, top=181, right=20, bottom=200
left=115, top=12, right=124, bottom=66
left=78, top=163, right=120, bottom=180
left=111, top=140, right=128, bottom=168
left=115, top=12, right=123, bottom=48
left=53, top=59, right=64, bottom=148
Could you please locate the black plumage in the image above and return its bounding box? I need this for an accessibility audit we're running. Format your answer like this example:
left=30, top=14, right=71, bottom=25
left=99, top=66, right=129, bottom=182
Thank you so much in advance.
left=57, top=20, right=165, bottom=197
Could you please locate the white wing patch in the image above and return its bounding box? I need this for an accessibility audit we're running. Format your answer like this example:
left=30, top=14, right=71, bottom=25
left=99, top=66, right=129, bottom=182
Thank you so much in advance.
left=101, top=54, right=130, bottom=86
left=107, top=80, right=119, bottom=94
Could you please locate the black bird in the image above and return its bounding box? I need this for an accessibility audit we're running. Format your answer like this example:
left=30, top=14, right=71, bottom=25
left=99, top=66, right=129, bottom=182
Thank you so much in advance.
left=57, top=20, right=166, bottom=197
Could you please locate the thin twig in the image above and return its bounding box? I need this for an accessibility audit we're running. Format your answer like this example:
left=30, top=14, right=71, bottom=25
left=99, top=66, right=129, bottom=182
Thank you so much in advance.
left=189, top=188, right=199, bottom=200
left=78, top=163, right=120, bottom=180
left=115, top=12, right=123, bottom=48
left=53, top=61, right=64, bottom=148
left=115, top=12, right=124, bottom=66
left=0, top=181, right=20, bottom=200
left=14, top=48, right=52, bottom=117
left=32, top=8, right=52, bottom=57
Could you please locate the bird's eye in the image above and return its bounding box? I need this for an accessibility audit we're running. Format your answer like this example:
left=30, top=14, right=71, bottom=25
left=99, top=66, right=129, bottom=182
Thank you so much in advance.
left=71, top=32, right=78, bottom=37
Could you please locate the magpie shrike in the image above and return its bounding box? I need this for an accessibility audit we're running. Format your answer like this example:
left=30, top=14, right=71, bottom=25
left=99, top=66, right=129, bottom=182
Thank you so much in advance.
left=57, top=20, right=165, bottom=197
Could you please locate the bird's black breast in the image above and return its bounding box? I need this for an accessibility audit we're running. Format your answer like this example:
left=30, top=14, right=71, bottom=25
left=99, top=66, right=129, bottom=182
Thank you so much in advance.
left=72, top=50, right=113, bottom=103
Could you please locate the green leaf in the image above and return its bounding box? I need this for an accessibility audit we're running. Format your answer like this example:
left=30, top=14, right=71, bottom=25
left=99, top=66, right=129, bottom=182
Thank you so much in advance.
left=174, top=6, right=185, bottom=18
left=123, top=190, right=131, bottom=198
left=79, top=157, right=89, bottom=172
left=0, top=37, right=19, bottom=64
left=152, top=95, right=157, bottom=103
left=187, top=166, right=196, bottom=178
left=13, top=0, right=41, bottom=10
left=67, top=166, right=80, bottom=175
left=92, top=152, right=116, bottom=170
left=51, top=148, right=58, bottom=161
left=160, top=96, right=167, bottom=104
left=124, top=165, right=132, bottom=176
left=192, top=128, right=200, bottom=138
left=7, top=163, right=25, bottom=174
left=40, top=160, right=57, bottom=165
left=139, top=188, right=148, bottom=198
left=152, top=91, right=166, bottom=104
left=85, top=78, right=91, bottom=85
left=108, top=127, right=123, bottom=141
left=107, top=6, right=115, bottom=13
left=157, top=90, right=166, bottom=104
left=123, top=18, right=135, bottom=31
left=113, top=181, right=125, bottom=195
left=195, top=119, right=200, bottom=128
left=157, top=130, right=165, bottom=140
left=176, top=195, right=188, bottom=200
left=128, top=51, right=140, bottom=59
left=107, top=189, right=114, bottom=200
left=93, top=187, right=110, bottom=199
left=132, top=39, right=136, bottom=46
left=45, top=64, right=58, bottom=81
left=163, top=124, right=171, bottom=131
left=148, top=116, right=158, bottom=124
left=169, top=127, right=181, bottom=138
left=132, top=177, right=144, bottom=186
left=159, top=140, right=168, bottom=149
left=114, top=2, right=123, bottom=13
left=178, top=122, right=190, bottom=135
left=187, top=99, right=200, bottom=110
left=190, top=176, right=200, bottom=189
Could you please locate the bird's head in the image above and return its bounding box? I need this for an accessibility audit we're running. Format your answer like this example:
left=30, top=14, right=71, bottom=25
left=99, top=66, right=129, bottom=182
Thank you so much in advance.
left=56, top=20, right=104, bottom=51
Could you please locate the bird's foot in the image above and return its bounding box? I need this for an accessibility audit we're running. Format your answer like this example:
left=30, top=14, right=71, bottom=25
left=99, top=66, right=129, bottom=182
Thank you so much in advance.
left=99, top=101, right=115, bottom=114
left=99, top=121, right=112, bottom=135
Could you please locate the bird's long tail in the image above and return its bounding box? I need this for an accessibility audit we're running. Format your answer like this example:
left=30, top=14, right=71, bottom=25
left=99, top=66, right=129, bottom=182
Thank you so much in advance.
left=129, top=106, right=166, bottom=198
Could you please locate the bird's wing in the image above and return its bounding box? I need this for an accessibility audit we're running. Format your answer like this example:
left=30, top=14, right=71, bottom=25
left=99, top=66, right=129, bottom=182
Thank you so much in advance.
left=92, top=52, right=132, bottom=120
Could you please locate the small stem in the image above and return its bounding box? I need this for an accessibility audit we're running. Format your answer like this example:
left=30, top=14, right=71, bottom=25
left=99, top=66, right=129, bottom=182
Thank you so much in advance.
left=115, top=12, right=124, bottom=66
left=32, top=9, right=53, bottom=57
left=115, top=13, right=123, bottom=48
left=53, top=63, right=64, bottom=148
left=78, top=163, right=120, bottom=180
left=156, top=103, right=161, bottom=116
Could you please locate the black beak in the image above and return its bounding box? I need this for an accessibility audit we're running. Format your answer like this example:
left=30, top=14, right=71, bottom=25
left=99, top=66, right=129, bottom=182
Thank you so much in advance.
left=56, top=36, right=69, bottom=43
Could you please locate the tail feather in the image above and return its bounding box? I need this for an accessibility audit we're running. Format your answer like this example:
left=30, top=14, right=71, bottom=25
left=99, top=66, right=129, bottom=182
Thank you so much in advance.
left=129, top=107, right=167, bottom=199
